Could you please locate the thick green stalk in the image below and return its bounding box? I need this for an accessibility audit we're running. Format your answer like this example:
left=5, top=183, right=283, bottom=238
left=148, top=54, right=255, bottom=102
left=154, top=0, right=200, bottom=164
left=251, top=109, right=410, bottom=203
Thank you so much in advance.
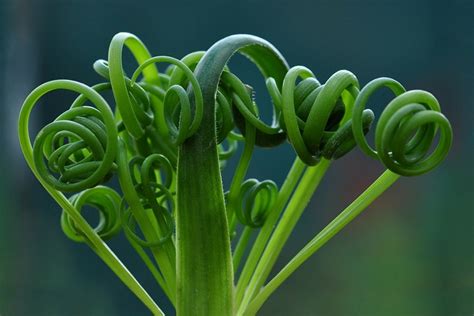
left=244, top=170, right=400, bottom=315
left=176, top=35, right=288, bottom=316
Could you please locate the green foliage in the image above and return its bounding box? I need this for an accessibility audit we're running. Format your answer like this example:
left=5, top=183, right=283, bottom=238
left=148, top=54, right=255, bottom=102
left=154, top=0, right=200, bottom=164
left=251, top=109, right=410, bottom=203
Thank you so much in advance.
left=18, top=32, right=452, bottom=315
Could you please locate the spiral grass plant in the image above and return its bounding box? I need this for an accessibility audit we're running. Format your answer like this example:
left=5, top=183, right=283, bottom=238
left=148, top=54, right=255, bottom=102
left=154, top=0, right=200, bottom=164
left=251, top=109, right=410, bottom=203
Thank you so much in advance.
left=18, top=32, right=452, bottom=315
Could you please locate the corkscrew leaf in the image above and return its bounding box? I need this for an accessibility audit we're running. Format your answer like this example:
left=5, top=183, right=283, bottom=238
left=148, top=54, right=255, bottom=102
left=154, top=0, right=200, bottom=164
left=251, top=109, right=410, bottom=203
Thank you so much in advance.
left=352, top=79, right=453, bottom=176
left=61, top=185, right=122, bottom=242
left=18, top=31, right=453, bottom=316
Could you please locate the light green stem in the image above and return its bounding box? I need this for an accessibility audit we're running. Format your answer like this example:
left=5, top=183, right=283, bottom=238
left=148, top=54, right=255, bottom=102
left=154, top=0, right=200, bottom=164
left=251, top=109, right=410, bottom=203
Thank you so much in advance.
left=233, top=226, right=253, bottom=271
left=238, top=159, right=331, bottom=314
left=235, top=158, right=306, bottom=305
left=244, top=170, right=400, bottom=315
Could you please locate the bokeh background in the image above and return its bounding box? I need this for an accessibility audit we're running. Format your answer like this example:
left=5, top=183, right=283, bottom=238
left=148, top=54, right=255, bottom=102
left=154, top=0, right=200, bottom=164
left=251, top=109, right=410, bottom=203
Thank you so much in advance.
left=1, top=0, right=472, bottom=315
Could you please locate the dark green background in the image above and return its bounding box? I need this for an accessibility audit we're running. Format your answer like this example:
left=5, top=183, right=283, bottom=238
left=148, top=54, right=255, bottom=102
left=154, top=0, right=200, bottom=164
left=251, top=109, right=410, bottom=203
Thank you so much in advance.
left=0, top=0, right=472, bottom=315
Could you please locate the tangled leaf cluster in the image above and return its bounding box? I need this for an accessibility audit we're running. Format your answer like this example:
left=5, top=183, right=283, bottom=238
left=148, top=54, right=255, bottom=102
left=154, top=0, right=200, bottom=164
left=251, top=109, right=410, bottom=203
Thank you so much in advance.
left=18, top=32, right=452, bottom=315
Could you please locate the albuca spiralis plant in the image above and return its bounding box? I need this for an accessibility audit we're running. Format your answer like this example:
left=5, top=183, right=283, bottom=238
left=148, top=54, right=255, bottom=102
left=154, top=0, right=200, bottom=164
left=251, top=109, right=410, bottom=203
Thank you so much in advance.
left=18, top=33, right=453, bottom=315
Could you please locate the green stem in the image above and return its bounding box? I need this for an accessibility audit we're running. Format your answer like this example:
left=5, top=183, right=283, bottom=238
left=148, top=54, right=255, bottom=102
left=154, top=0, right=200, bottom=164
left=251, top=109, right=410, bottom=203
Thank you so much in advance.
left=176, top=35, right=288, bottom=316
left=126, top=235, right=174, bottom=305
left=19, top=176, right=164, bottom=316
left=244, top=170, right=400, bottom=315
left=233, top=226, right=253, bottom=271
left=237, top=159, right=331, bottom=314
left=235, top=158, right=306, bottom=305
left=227, top=122, right=256, bottom=236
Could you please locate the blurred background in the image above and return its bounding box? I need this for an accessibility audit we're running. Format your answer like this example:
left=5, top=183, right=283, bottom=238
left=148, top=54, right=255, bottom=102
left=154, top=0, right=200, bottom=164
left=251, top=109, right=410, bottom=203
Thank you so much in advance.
left=0, top=0, right=472, bottom=315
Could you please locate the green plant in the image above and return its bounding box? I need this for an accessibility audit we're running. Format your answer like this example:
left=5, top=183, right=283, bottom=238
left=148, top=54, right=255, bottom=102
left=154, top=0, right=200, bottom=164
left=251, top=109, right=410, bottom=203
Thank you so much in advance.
left=18, top=32, right=452, bottom=315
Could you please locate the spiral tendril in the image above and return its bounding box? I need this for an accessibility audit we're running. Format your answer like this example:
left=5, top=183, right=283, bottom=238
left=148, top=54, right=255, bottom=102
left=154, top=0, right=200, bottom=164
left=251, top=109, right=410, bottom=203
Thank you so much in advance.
left=131, top=56, right=203, bottom=145
left=234, top=179, right=278, bottom=228
left=121, top=153, right=175, bottom=247
left=23, top=80, right=119, bottom=192
left=352, top=78, right=453, bottom=176
left=61, top=186, right=122, bottom=242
